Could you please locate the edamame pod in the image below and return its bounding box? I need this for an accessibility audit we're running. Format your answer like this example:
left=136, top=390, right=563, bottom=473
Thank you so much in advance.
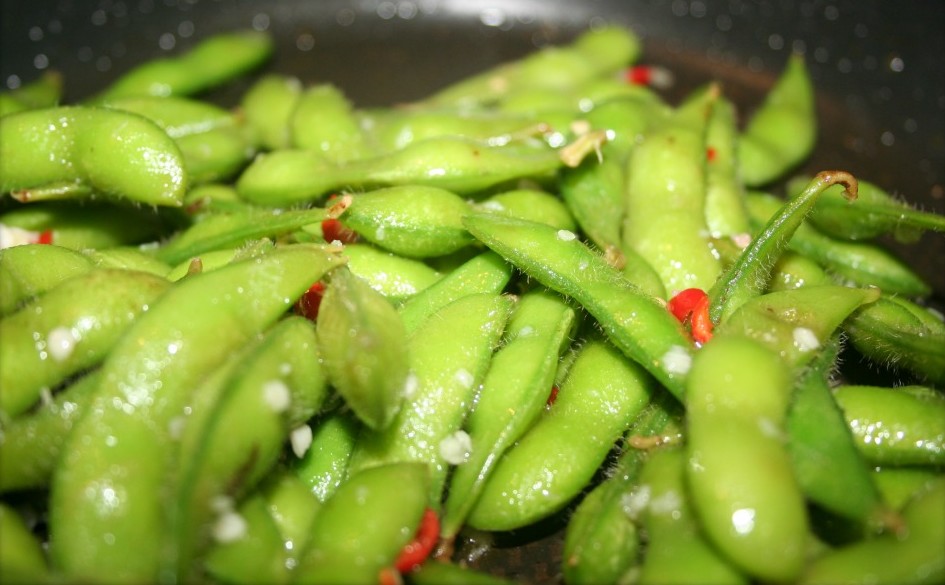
left=685, top=336, right=808, bottom=584
left=341, top=243, right=442, bottom=303
left=475, top=188, right=577, bottom=232
left=440, top=288, right=577, bottom=539
left=348, top=293, right=513, bottom=503
left=464, top=212, right=692, bottom=399
left=240, top=74, right=303, bottom=150
left=290, top=83, right=369, bottom=162
left=704, top=96, right=751, bottom=237
left=0, top=267, right=169, bottom=419
left=316, top=267, right=409, bottom=430
left=0, top=243, right=94, bottom=316
left=833, top=384, right=945, bottom=467
left=0, top=106, right=187, bottom=206
left=0, top=503, right=49, bottom=585
left=467, top=337, right=655, bottom=531
left=94, top=30, right=273, bottom=100
left=49, top=244, right=345, bottom=583
left=202, top=493, right=289, bottom=585
left=737, top=54, right=815, bottom=187
left=0, top=70, right=62, bottom=117
left=292, top=412, right=361, bottom=503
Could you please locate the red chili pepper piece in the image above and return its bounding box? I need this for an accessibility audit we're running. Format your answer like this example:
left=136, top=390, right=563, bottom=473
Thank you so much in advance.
left=624, top=64, right=674, bottom=89
left=667, top=288, right=714, bottom=344
left=377, top=567, right=401, bottom=585
left=295, top=281, right=326, bottom=321
left=321, top=218, right=359, bottom=244
left=706, top=146, right=718, bottom=162
left=545, top=385, right=560, bottom=407
left=394, top=508, right=440, bottom=573
left=626, top=65, right=652, bottom=85
left=37, top=230, right=54, bottom=245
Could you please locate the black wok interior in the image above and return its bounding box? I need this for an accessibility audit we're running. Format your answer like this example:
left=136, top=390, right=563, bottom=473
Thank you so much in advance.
left=2, top=1, right=943, bottom=581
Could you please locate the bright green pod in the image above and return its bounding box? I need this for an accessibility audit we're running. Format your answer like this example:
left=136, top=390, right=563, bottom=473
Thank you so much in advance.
left=766, top=250, right=829, bottom=291
left=475, top=188, right=577, bottom=232
left=0, top=200, right=171, bottom=250
left=341, top=243, right=442, bottom=303
left=236, top=137, right=562, bottom=206
left=786, top=340, right=889, bottom=525
left=623, top=86, right=721, bottom=294
left=833, top=385, right=945, bottom=467
left=293, top=463, right=430, bottom=585
left=202, top=493, right=289, bottom=585
left=166, top=248, right=240, bottom=281
left=338, top=185, right=474, bottom=258
left=788, top=174, right=945, bottom=242
left=182, top=182, right=248, bottom=216
left=49, top=244, right=345, bottom=584
left=844, top=296, right=945, bottom=385
left=685, top=336, right=807, bottom=584
left=737, top=54, right=815, bottom=187
left=559, top=151, right=626, bottom=257
left=397, top=250, right=512, bottom=334
left=0, top=503, right=49, bottom=585
left=709, top=171, right=857, bottom=324
left=872, top=467, right=943, bottom=511
left=704, top=96, right=751, bottom=237
left=800, top=478, right=945, bottom=585
left=467, top=337, right=655, bottom=531
left=290, top=83, right=369, bottom=162
left=348, top=293, right=513, bottom=503
left=0, top=370, right=101, bottom=493
left=0, top=268, right=169, bottom=419
left=561, top=394, right=681, bottom=585
left=240, top=74, right=303, bottom=150
left=316, top=267, right=410, bottom=430
left=715, top=284, right=881, bottom=372
left=0, top=70, right=62, bottom=117
left=101, top=95, right=237, bottom=139
left=155, top=206, right=327, bottom=266
left=93, top=30, right=273, bottom=100
left=292, top=412, right=361, bottom=503
left=745, top=191, right=932, bottom=297
left=365, top=108, right=547, bottom=153
left=0, top=106, right=187, bottom=206
left=174, top=316, right=329, bottom=581
left=637, top=446, right=748, bottom=585
left=464, top=212, right=693, bottom=400
left=258, top=470, right=323, bottom=570
left=0, top=243, right=94, bottom=317
left=175, top=125, right=255, bottom=184
left=440, top=288, right=577, bottom=539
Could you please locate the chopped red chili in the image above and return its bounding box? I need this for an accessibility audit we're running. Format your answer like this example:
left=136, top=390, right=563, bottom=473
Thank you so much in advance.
left=545, top=385, right=560, bottom=407
left=321, top=218, right=359, bottom=244
left=295, top=281, right=326, bottom=321
left=394, top=508, right=440, bottom=573
left=624, top=65, right=674, bottom=89
left=706, top=146, right=718, bottom=162
left=37, top=230, right=54, bottom=245
left=667, top=288, right=714, bottom=344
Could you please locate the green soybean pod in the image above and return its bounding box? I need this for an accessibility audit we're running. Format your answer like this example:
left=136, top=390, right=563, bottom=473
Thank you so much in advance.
left=637, top=446, right=748, bottom=585
left=0, top=243, right=94, bottom=317
left=0, top=369, right=101, bottom=493
left=737, top=54, right=815, bottom=187
left=0, top=70, right=62, bottom=117
left=293, top=462, right=430, bottom=585
left=338, top=186, right=475, bottom=258
left=174, top=316, right=329, bottom=581
left=290, top=83, right=369, bottom=162
left=240, top=74, right=303, bottom=150
left=685, top=336, right=807, bottom=584
left=235, top=137, right=562, bottom=206
left=800, top=478, right=945, bottom=585
left=704, top=95, right=751, bottom=238
left=0, top=106, right=187, bottom=206
left=93, top=30, right=273, bottom=100
left=347, top=293, right=513, bottom=503
left=341, top=243, right=442, bottom=303
left=871, top=467, right=942, bottom=511
left=48, top=244, right=345, bottom=584
left=87, top=246, right=172, bottom=278
left=175, top=125, right=255, bottom=184
left=0, top=268, right=169, bottom=419
left=833, top=385, right=945, bottom=467
left=466, top=337, right=655, bottom=532
left=258, top=470, right=323, bottom=570
left=291, top=412, right=361, bottom=503
left=463, top=212, right=692, bottom=400
left=316, top=267, right=410, bottom=430
left=440, top=288, right=577, bottom=539
left=0, top=503, right=49, bottom=585
left=622, top=85, right=721, bottom=294
left=202, top=493, right=289, bottom=585
left=396, top=250, right=512, bottom=335
left=786, top=339, right=889, bottom=526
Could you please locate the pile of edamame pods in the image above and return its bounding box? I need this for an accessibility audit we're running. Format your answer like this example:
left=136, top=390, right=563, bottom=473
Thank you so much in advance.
left=1, top=23, right=944, bottom=585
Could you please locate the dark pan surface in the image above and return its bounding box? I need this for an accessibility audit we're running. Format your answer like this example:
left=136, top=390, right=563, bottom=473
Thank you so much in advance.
left=2, top=1, right=944, bottom=582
